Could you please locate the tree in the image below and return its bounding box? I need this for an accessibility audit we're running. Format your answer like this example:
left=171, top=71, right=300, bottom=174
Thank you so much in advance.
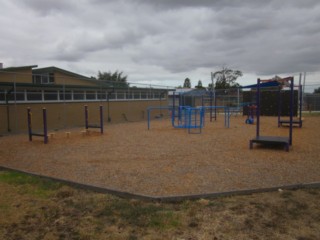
left=183, top=78, right=191, bottom=88
left=195, top=80, right=204, bottom=89
left=212, top=66, right=242, bottom=89
left=314, top=87, right=320, bottom=94
left=97, top=70, right=129, bottom=88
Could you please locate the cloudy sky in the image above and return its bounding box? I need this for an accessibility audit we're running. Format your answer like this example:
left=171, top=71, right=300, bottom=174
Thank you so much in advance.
left=1, top=0, right=319, bottom=90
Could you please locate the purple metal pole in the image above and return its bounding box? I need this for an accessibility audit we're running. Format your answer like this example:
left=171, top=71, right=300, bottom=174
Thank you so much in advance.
left=289, top=78, right=294, bottom=145
left=299, top=84, right=302, bottom=124
left=27, top=108, right=32, bottom=142
left=99, top=105, right=104, bottom=134
left=256, top=78, right=261, bottom=138
left=278, top=86, right=281, bottom=127
left=43, top=108, right=48, bottom=144
left=85, top=105, right=89, bottom=130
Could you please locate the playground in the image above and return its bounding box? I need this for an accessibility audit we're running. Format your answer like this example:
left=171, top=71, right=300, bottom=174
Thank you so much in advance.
left=0, top=113, right=319, bottom=198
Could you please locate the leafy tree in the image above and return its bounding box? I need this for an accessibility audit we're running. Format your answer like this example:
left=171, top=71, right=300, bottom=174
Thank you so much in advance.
left=97, top=70, right=129, bottom=88
left=195, top=80, right=204, bottom=89
left=212, top=66, right=242, bottom=89
left=183, top=78, right=191, bottom=88
left=314, top=87, right=320, bottom=94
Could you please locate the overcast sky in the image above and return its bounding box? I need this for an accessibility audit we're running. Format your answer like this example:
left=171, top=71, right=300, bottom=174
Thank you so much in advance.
left=1, top=0, right=319, bottom=89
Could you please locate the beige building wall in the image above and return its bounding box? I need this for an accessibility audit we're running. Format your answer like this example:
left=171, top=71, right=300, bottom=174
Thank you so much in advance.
left=54, top=72, right=99, bottom=86
left=0, top=69, right=33, bottom=83
left=0, top=100, right=166, bottom=134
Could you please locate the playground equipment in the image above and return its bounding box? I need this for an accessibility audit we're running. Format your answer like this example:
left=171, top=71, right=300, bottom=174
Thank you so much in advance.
left=172, top=106, right=205, bottom=133
left=245, top=105, right=257, bottom=124
left=147, top=106, right=205, bottom=134
left=278, top=84, right=303, bottom=128
left=27, top=107, right=48, bottom=144
left=202, top=106, right=230, bottom=128
left=249, top=77, right=294, bottom=151
left=84, top=105, right=104, bottom=134
left=147, top=105, right=230, bottom=133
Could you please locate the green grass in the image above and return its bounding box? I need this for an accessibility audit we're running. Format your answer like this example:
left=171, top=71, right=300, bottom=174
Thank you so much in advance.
left=1, top=170, right=320, bottom=239
left=302, top=111, right=320, bottom=116
left=100, top=199, right=180, bottom=229
left=0, top=171, right=62, bottom=198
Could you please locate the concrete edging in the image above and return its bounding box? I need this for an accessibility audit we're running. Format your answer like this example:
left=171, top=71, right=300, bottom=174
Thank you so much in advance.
left=1, top=166, right=320, bottom=202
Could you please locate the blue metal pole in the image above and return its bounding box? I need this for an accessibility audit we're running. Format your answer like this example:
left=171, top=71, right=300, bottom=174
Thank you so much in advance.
left=172, top=92, right=175, bottom=127
left=210, top=91, right=213, bottom=122
left=214, top=91, right=217, bottom=121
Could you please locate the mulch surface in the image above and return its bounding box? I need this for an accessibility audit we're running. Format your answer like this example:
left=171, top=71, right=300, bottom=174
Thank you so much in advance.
left=0, top=115, right=319, bottom=197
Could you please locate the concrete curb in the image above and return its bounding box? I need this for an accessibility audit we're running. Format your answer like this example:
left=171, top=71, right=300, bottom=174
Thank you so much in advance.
left=1, top=166, right=320, bottom=202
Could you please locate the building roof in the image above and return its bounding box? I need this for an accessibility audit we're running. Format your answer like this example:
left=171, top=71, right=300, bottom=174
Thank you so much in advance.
left=181, top=89, right=208, bottom=96
left=0, top=65, right=38, bottom=72
left=33, top=66, right=92, bottom=80
left=0, top=81, right=170, bottom=91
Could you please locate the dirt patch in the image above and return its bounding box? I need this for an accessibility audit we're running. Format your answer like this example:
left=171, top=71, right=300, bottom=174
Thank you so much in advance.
left=0, top=115, right=319, bottom=197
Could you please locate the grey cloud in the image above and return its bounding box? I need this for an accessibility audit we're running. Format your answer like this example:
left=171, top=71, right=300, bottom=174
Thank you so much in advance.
left=16, top=0, right=76, bottom=15
left=2, top=0, right=320, bottom=82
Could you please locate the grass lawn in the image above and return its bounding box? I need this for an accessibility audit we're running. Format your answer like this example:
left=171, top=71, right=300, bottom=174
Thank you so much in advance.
left=0, top=170, right=319, bottom=240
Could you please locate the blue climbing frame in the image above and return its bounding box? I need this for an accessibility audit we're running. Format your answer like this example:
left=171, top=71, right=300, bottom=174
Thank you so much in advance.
left=147, top=106, right=205, bottom=133
left=147, top=105, right=230, bottom=133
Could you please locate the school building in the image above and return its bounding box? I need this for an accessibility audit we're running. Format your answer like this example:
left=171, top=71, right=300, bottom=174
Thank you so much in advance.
left=0, top=64, right=169, bottom=133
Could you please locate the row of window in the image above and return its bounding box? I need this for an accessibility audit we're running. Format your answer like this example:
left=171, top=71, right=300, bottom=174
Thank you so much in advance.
left=0, top=89, right=166, bottom=103
left=32, top=73, right=55, bottom=84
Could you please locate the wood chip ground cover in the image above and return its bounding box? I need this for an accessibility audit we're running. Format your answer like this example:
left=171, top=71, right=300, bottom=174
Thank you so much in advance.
left=0, top=115, right=319, bottom=197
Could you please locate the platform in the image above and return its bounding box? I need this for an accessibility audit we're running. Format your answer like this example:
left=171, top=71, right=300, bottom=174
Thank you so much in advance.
left=250, top=136, right=290, bottom=152
left=279, top=119, right=302, bottom=128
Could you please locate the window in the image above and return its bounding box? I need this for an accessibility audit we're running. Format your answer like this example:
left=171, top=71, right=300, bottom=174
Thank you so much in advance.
left=44, top=90, right=58, bottom=101
left=32, top=73, right=54, bottom=84
left=27, top=90, right=42, bottom=101
left=97, top=91, right=107, bottom=100
left=73, top=91, right=85, bottom=100
left=0, top=90, right=5, bottom=101
left=86, top=91, right=96, bottom=100
left=60, top=91, right=72, bottom=100
left=6, top=91, right=25, bottom=101
left=133, top=91, right=140, bottom=99
left=126, top=92, right=133, bottom=99
left=141, top=92, right=147, bottom=99
left=117, top=92, right=125, bottom=99
left=108, top=92, right=116, bottom=100
left=154, top=92, right=160, bottom=99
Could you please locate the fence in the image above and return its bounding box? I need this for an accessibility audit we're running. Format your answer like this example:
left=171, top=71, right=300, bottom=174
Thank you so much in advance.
left=0, top=71, right=172, bottom=134
left=1, top=69, right=319, bottom=134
